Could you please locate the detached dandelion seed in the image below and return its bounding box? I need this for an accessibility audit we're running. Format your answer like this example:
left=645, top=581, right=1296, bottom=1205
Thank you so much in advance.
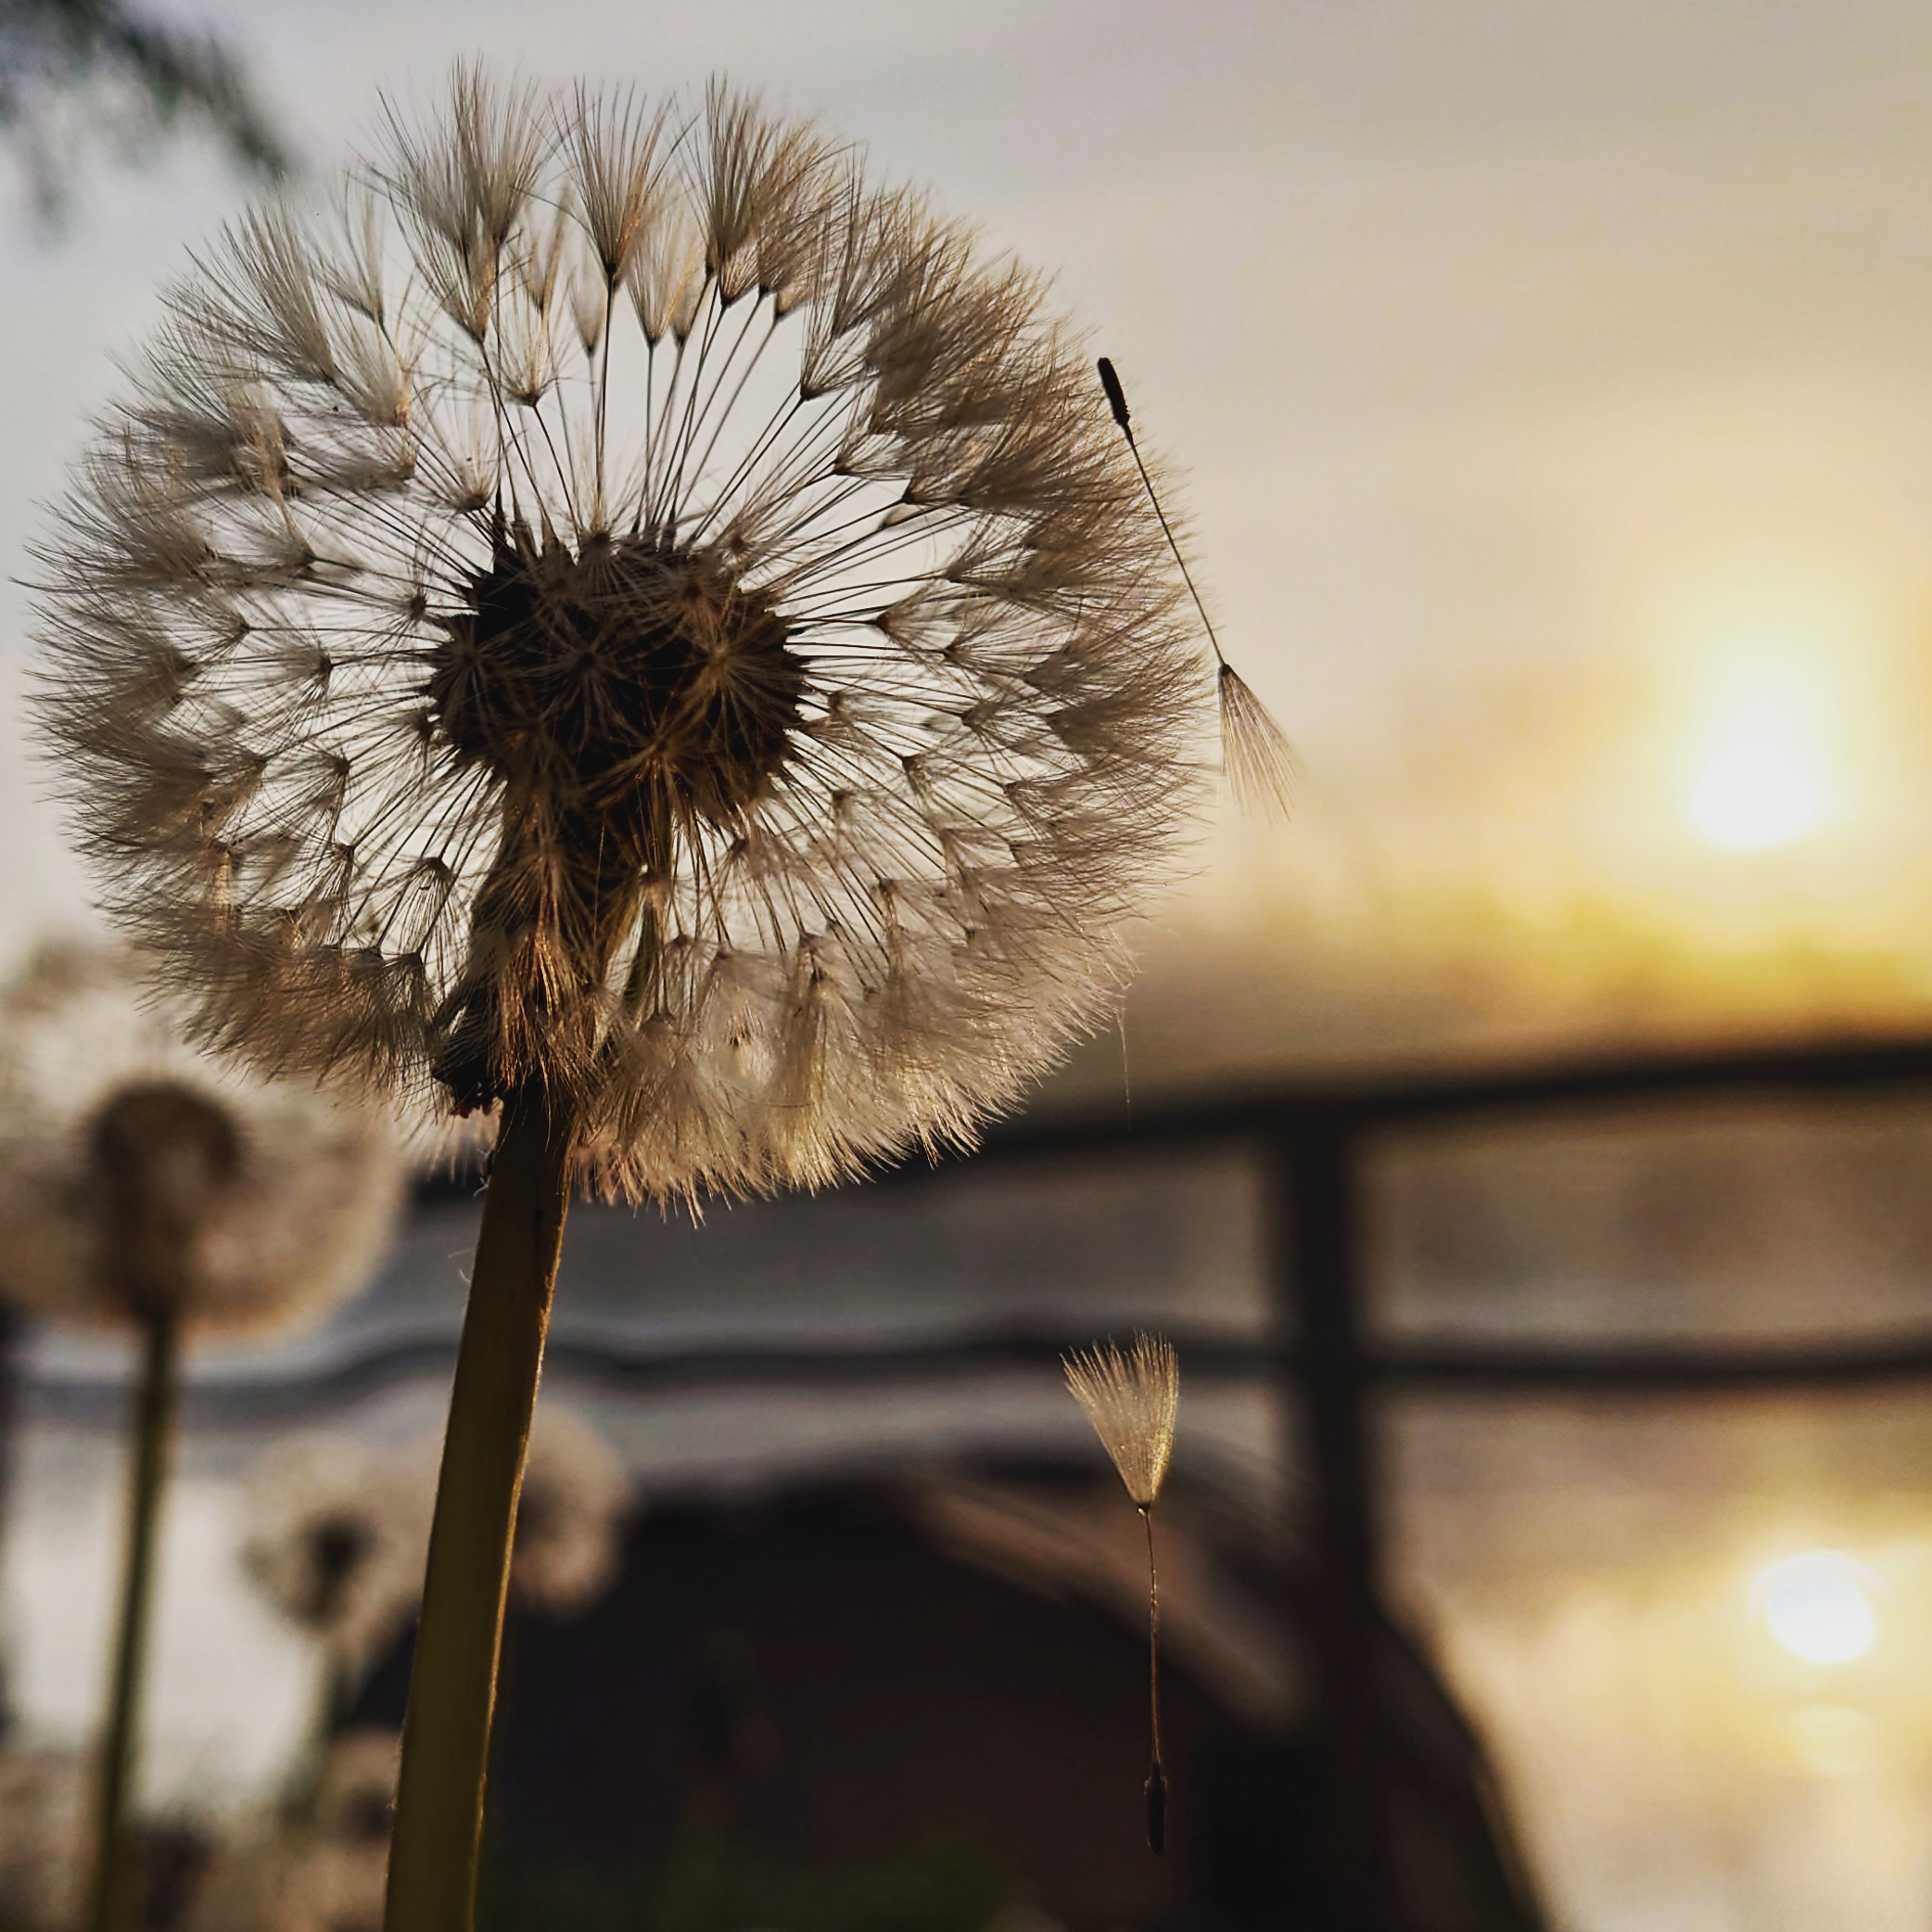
left=1064, top=1331, right=1178, bottom=1851
left=33, top=70, right=1206, bottom=1932
left=1094, top=356, right=1299, bottom=820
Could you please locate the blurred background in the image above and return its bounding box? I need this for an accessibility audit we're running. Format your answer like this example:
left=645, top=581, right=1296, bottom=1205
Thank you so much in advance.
left=7, top=3, right=1932, bottom=1929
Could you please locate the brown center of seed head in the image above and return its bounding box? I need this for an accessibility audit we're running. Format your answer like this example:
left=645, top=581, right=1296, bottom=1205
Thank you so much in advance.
left=89, top=1081, right=244, bottom=1321
left=428, top=523, right=807, bottom=842
left=423, top=524, right=808, bottom=1114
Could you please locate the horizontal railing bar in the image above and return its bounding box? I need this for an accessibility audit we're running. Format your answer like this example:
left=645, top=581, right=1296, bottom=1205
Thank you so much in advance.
left=964, top=1034, right=1932, bottom=1161
left=24, top=1322, right=1932, bottom=1426
left=413, top=1036, right=1932, bottom=1201
left=1378, top=1335, right=1932, bottom=1392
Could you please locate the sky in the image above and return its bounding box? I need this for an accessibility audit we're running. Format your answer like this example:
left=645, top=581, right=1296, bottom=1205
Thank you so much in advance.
left=11, top=0, right=1932, bottom=1092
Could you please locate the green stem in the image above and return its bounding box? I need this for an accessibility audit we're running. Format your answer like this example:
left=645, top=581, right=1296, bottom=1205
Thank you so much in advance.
left=383, top=1087, right=575, bottom=1932
left=86, top=1303, right=181, bottom=1932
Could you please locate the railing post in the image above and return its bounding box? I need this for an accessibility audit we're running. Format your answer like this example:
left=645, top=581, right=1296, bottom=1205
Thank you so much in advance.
left=1277, top=1108, right=1390, bottom=1929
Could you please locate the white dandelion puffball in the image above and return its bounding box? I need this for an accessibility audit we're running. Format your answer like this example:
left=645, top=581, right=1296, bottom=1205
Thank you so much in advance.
left=34, top=71, right=1204, bottom=1204
left=239, top=1432, right=434, bottom=1666
left=509, top=1405, right=629, bottom=1615
left=0, top=944, right=406, bottom=1335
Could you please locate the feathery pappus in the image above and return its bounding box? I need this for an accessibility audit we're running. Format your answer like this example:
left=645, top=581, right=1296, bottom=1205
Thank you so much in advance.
left=1063, top=1330, right=1178, bottom=1511
left=33, top=70, right=1207, bottom=1204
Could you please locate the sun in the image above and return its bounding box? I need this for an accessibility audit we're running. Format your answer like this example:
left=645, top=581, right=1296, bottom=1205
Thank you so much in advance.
left=1750, top=1552, right=1878, bottom=1664
left=1690, top=733, right=1818, bottom=849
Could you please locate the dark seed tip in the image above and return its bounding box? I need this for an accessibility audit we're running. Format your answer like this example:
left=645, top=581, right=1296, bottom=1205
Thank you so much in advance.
left=1097, top=357, right=1132, bottom=436
left=1144, top=1760, right=1167, bottom=1854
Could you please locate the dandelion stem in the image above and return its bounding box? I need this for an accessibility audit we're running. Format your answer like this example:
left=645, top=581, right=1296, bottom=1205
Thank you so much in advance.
left=383, top=1086, right=575, bottom=1932
left=85, top=1303, right=181, bottom=1932
left=1141, top=1502, right=1167, bottom=1856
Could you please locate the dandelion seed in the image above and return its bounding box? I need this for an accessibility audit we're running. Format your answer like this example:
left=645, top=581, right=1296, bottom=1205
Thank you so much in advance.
left=1064, top=1331, right=1178, bottom=1851
left=34, top=70, right=1207, bottom=1932
left=1093, top=355, right=1299, bottom=823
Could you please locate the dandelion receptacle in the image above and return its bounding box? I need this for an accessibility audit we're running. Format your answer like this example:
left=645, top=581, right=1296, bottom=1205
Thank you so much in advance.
left=34, top=70, right=1214, bottom=1932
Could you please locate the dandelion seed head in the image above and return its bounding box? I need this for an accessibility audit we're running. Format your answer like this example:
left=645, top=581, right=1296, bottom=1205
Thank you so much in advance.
left=241, top=1431, right=434, bottom=1671
left=0, top=945, right=407, bottom=1335
left=34, top=70, right=1205, bottom=1204
left=311, top=1728, right=402, bottom=1847
left=1063, top=1331, right=1179, bottom=1509
left=274, top=1728, right=401, bottom=1929
left=510, top=1405, right=630, bottom=1615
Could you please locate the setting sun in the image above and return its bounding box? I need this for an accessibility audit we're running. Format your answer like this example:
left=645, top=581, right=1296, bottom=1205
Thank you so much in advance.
left=1752, top=1553, right=1880, bottom=1665
left=1690, top=735, right=1820, bottom=849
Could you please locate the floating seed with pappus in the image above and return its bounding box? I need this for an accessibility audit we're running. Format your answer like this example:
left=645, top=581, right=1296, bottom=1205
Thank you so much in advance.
left=1065, top=1332, right=1180, bottom=1852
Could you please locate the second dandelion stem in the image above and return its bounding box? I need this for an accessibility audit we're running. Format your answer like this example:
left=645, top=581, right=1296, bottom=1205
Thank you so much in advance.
left=85, top=1302, right=180, bottom=1932
left=383, top=1087, right=575, bottom=1932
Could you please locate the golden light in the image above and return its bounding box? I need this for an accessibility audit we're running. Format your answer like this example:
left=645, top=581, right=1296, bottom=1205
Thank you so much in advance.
left=1659, top=574, right=1873, bottom=858
left=1783, top=1703, right=1880, bottom=1779
left=1751, top=1552, right=1879, bottom=1665
left=1690, top=734, right=1819, bottom=849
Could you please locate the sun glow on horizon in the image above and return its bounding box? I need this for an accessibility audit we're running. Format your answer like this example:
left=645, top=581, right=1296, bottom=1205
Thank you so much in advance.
left=1690, top=733, right=1819, bottom=849
left=1664, top=576, right=1873, bottom=858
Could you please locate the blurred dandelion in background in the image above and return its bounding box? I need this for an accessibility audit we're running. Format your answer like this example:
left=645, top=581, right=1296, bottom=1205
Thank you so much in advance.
left=0, top=945, right=404, bottom=1340
left=0, top=942, right=405, bottom=1932
left=507, top=1406, right=629, bottom=1619
left=239, top=1432, right=435, bottom=1757
left=241, top=1441, right=428, bottom=1669
left=184, top=1726, right=400, bottom=1932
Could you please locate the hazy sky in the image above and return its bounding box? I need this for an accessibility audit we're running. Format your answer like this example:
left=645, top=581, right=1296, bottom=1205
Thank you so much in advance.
left=11, top=0, right=1932, bottom=1088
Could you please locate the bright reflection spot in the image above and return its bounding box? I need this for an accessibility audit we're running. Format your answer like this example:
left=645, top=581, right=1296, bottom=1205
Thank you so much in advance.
left=1752, top=1553, right=1878, bottom=1663
left=1690, top=735, right=1818, bottom=848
